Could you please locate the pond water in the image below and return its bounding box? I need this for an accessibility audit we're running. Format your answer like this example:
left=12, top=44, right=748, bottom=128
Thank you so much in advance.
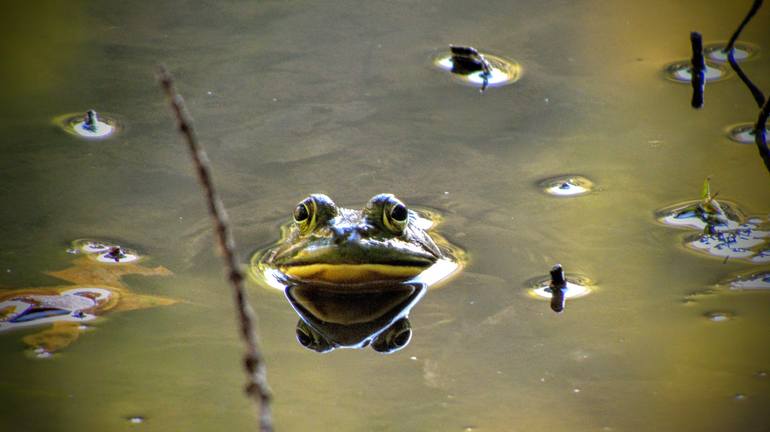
left=1, top=0, right=769, bottom=431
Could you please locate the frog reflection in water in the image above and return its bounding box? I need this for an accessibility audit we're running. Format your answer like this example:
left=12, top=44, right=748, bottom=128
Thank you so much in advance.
left=254, top=193, right=463, bottom=353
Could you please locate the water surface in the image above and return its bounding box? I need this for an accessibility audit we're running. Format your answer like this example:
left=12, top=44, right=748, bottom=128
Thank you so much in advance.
left=1, top=0, right=769, bottom=431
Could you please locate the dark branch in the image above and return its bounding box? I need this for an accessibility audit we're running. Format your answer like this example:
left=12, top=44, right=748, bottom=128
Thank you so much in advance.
left=157, top=65, right=273, bottom=432
left=755, top=98, right=770, bottom=174
left=689, top=32, right=705, bottom=109
left=722, top=0, right=770, bottom=177
left=723, top=0, right=764, bottom=54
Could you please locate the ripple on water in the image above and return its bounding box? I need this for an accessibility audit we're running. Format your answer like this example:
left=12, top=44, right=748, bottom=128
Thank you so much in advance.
left=538, top=175, right=595, bottom=197
left=69, top=239, right=141, bottom=264
left=704, top=311, right=734, bottom=322
left=527, top=274, right=594, bottom=300
left=54, top=110, right=121, bottom=140
left=703, top=42, right=758, bottom=63
left=726, top=123, right=768, bottom=144
left=663, top=60, right=730, bottom=83
left=721, top=270, right=770, bottom=291
left=434, top=48, right=522, bottom=90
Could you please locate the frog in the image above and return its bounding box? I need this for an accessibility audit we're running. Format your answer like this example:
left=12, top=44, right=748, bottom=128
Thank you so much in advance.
left=0, top=250, right=175, bottom=357
left=255, top=193, right=460, bottom=286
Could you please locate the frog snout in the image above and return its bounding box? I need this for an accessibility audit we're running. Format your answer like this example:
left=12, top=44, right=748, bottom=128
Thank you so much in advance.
left=331, top=226, right=361, bottom=244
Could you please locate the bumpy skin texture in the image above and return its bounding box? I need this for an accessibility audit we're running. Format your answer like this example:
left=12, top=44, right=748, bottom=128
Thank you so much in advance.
left=263, top=194, right=443, bottom=284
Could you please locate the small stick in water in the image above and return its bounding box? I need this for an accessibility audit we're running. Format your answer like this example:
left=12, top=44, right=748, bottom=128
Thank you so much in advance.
left=549, top=264, right=567, bottom=313
left=157, top=65, right=273, bottom=432
left=689, top=32, right=705, bottom=109
left=84, top=109, right=99, bottom=131
left=449, top=45, right=492, bottom=92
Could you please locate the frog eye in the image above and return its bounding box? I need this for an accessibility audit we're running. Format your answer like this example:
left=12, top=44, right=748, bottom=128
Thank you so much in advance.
left=293, top=194, right=338, bottom=233
left=293, top=202, right=310, bottom=223
left=371, top=317, right=412, bottom=354
left=383, top=197, right=409, bottom=234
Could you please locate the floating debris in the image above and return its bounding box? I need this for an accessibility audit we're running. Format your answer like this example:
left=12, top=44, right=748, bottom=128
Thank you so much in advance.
left=656, top=178, right=769, bottom=262
left=663, top=60, right=730, bottom=83
left=538, top=175, right=594, bottom=197
left=726, top=122, right=768, bottom=144
left=127, top=416, right=145, bottom=424
left=54, top=110, right=120, bottom=140
left=704, top=42, right=758, bottom=63
left=434, top=46, right=521, bottom=91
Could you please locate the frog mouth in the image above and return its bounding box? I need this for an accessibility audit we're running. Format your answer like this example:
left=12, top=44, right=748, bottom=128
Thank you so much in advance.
left=275, top=245, right=437, bottom=284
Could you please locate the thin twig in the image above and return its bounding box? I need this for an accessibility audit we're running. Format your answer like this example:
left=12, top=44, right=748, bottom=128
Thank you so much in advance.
left=755, top=98, right=770, bottom=173
left=157, top=65, right=273, bottom=432
left=722, top=0, right=770, bottom=176
left=690, top=32, right=705, bottom=109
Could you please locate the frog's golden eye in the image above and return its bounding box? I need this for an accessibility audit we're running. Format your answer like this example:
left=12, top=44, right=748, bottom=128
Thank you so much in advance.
left=293, top=202, right=310, bottom=223
left=293, top=198, right=315, bottom=233
left=383, top=197, right=408, bottom=234
left=293, top=194, right=338, bottom=233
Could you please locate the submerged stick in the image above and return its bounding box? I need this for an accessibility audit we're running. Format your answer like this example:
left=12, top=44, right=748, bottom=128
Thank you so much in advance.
left=158, top=66, right=273, bottom=432
left=689, top=32, right=705, bottom=109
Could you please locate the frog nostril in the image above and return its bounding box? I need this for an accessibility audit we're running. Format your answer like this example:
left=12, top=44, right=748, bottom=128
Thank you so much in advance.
left=332, top=227, right=360, bottom=244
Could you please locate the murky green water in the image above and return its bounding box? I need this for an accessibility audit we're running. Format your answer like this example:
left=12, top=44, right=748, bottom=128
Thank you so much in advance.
left=2, top=0, right=769, bottom=431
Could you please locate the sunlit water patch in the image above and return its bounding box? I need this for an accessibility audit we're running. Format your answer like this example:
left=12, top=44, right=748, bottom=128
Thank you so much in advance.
left=703, top=42, right=758, bottom=63
left=718, top=270, right=770, bottom=291
left=538, top=175, right=595, bottom=197
left=433, top=47, right=521, bottom=90
left=726, top=123, right=768, bottom=144
left=663, top=60, right=730, bottom=83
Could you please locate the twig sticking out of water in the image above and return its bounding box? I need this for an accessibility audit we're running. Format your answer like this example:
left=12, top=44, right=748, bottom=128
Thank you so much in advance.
left=549, top=264, right=567, bottom=313
left=157, top=66, right=273, bottom=432
left=722, top=0, right=770, bottom=175
left=724, top=0, right=766, bottom=108
left=689, top=32, right=705, bottom=109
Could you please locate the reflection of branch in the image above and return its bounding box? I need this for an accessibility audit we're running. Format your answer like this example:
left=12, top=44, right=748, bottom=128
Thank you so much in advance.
left=722, top=0, right=770, bottom=176
left=689, top=32, right=705, bottom=109
left=158, top=66, right=273, bottom=432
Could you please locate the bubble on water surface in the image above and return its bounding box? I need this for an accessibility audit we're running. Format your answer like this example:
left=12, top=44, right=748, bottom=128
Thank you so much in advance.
left=663, top=61, right=730, bottom=83
left=434, top=48, right=521, bottom=90
left=703, top=42, right=758, bottom=63
left=704, top=311, right=734, bottom=322
left=726, top=123, right=768, bottom=144
left=538, top=175, right=594, bottom=197
left=54, top=110, right=120, bottom=140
